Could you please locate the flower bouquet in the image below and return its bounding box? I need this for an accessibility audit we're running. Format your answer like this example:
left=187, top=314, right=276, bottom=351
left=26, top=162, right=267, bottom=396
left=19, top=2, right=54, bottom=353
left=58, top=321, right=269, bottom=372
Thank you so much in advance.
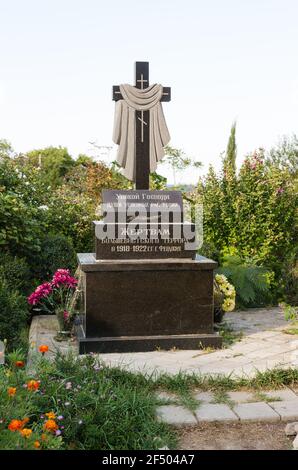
left=28, top=269, right=78, bottom=341
left=214, top=273, right=236, bottom=323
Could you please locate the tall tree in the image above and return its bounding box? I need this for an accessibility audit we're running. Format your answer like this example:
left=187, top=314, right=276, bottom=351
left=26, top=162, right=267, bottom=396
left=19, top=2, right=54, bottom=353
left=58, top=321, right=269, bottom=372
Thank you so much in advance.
left=223, top=121, right=237, bottom=177
left=26, top=146, right=74, bottom=188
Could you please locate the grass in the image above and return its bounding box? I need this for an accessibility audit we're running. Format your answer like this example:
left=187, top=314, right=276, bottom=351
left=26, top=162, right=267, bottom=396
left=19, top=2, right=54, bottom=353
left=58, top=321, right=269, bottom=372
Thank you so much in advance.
left=283, top=328, right=298, bottom=335
left=102, top=363, right=298, bottom=413
left=2, top=350, right=297, bottom=449
left=217, top=321, right=244, bottom=347
left=211, top=390, right=234, bottom=407
left=102, top=364, right=298, bottom=417
left=253, top=391, right=282, bottom=403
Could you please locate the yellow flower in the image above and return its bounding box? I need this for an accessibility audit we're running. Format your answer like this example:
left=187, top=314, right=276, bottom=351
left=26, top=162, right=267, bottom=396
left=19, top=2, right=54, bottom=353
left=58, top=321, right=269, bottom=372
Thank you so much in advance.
left=222, top=298, right=235, bottom=312
left=20, top=428, right=32, bottom=439
left=45, top=411, right=56, bottom=419
left=215, top=274, right=228, bottom=285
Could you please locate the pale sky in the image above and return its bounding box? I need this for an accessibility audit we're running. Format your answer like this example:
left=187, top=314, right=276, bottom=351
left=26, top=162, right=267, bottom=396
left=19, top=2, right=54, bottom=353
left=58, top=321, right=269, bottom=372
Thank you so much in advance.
left=0, top=0, right=297, bottom=184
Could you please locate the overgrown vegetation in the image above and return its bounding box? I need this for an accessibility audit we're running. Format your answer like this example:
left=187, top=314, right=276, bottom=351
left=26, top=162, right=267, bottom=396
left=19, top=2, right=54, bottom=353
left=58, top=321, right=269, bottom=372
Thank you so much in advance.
left=196, top=130, right=297, bottom=306
left=0, top=352, right=175, bottom=450
left=1, top=350, right=297, bottom=450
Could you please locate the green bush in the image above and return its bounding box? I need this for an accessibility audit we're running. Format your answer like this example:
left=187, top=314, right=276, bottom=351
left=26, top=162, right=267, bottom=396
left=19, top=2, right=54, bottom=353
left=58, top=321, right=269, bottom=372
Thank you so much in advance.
left=216, top=254, right=273, bottom=308
left=197, top=132, right=297, bottom=303
left=0, top=191, right=42, bottom=257
left=33, top=234, right=77, bottom=280
left=44, top=186, right=95, bottom=253
left=0, top=252, right=31, bottom=294
left=0, top=279, right=29, bottom=350
left=280, top=247, right=298, bottom=305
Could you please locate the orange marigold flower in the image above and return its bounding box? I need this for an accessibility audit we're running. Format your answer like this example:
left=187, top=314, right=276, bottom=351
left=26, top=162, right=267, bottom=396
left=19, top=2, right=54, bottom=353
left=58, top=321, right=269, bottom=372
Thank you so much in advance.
left=43, top=419, right=58, bottom=433
left=41, top=433, right=47, bottom=441
left=20, top=428, right=32, bottom=439
left=45, top=411, right=56, bottom=419
left=27, top=380, right=39, bottom=391
left=39, top=345, right=49, bottom=354
left=15, top=361, right=25, bottom=368
left=8, top=387, right=16, bottom=397
left=34, top=440, right=41, bottom=449
left=8, top=419, right=23, bottom=432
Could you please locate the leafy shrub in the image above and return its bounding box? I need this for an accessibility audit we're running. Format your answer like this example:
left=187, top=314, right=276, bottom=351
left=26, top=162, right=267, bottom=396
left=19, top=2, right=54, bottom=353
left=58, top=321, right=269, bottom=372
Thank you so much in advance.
left=44, top=186, right=95, bottom=253
left=0, top=191, right=42, bottom=257
left=280, top=247, right=298, bottom=305
left=33, top=234, right=77, bottom=280
left=198, top=132, right=297, bottom=303
left=216, top=254, right=273, bottom=308
left=26, top=146, right=75, bottom=189
left=0, top=279, right=29, bottom=350
left=0, top=252, right=31, bottom=294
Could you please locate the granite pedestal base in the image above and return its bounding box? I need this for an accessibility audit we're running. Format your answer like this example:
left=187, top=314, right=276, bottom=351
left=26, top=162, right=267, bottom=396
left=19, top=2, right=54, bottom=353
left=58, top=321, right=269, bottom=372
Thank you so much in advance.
left=76, top=253, right=222, bottom=353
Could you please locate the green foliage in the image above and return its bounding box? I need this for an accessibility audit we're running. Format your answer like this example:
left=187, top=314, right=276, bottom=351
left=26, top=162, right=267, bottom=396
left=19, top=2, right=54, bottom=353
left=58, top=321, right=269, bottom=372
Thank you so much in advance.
left=0, top=353, right=175, bottom=450
left=224, top=121, right=237, bottom=176
left=267, top=134, right=298, bottom=176
left=75, top=154, right=93, bottom=166
left=199, top=132, right=297, bottom=303
left=150, top=172, right=167, bottom=190
left=163, top=145, right=202, bottom=186
left=281, top=303, right=298, bottom=322
left=0, top=139, right=14, bottom=159
left=0, top=279, right=29, bottom=350
left=216, top=254, right=273, bottom=308
left=280, top=246, right=298, bottom=305
left=44, top=186, right=95, bottom=253
left=1, top=350, right=298, bottom=450
left=0, top=156, right=48, bottom=258
left=0, top=190, right=42, bottom=257
left=0, top=252, right=31, bottom=293
left=26, top=146, right=75, bottom=188
left=33, top=234, right=77, bottom=280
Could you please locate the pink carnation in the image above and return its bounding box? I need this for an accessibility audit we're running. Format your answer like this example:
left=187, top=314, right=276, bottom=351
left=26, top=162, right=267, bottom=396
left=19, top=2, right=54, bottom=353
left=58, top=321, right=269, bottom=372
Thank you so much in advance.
left=28, top=282, right=52, bottom=305
left=52, top=269, right=77, bottom=288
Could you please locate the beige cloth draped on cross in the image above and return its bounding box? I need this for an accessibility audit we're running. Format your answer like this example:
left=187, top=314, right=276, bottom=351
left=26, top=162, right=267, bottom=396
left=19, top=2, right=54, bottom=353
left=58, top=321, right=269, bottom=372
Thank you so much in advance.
left=112, top=84, right=171, bottom=182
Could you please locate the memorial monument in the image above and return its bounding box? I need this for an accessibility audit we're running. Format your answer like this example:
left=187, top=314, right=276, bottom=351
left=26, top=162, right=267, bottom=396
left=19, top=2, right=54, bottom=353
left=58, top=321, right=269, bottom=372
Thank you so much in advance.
left=76, top=61, right=222, bottom=353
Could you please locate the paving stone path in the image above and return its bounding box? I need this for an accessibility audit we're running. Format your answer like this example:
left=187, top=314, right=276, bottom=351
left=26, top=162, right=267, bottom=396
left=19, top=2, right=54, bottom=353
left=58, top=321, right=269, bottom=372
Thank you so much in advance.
left=92, top=307, right=298, bottom=377
left=155, top=388, right=298, bottom=426
left=29, top=307, right=298, bottom=424
left=29, top=307, right=298, bottom=377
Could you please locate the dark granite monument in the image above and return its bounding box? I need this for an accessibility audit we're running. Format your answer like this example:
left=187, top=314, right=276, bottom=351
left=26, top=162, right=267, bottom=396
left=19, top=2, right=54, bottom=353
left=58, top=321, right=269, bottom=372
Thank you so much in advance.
left=76, top=61, right=222, bottom=353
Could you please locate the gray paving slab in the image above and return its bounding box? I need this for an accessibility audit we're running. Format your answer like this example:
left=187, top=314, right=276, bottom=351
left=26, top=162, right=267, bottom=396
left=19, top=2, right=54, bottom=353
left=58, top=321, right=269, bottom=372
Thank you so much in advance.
left=269, top=400, right=298, bottom=421
left=195, top=404, right=239, bottom=422
left=233, top=402, right=280, bottom=422
left=227, top=391, right=255, bottom=403
left=156, top=405, right=197, bottom=426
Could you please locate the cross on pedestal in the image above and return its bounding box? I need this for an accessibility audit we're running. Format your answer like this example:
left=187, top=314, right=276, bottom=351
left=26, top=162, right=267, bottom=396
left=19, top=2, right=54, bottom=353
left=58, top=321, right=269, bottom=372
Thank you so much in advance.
left=113, top=61, right=171, bottom=190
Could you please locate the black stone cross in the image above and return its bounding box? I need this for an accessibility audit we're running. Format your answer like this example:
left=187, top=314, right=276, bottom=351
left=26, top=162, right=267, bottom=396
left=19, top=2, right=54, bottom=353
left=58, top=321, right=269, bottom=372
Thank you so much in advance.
left=113, top=61, right=171, bottom=190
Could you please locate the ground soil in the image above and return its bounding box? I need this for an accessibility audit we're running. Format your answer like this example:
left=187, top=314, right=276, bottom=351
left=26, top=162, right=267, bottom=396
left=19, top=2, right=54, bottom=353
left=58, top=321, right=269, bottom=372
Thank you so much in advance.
left=177, top=422, right=293, bottom=450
